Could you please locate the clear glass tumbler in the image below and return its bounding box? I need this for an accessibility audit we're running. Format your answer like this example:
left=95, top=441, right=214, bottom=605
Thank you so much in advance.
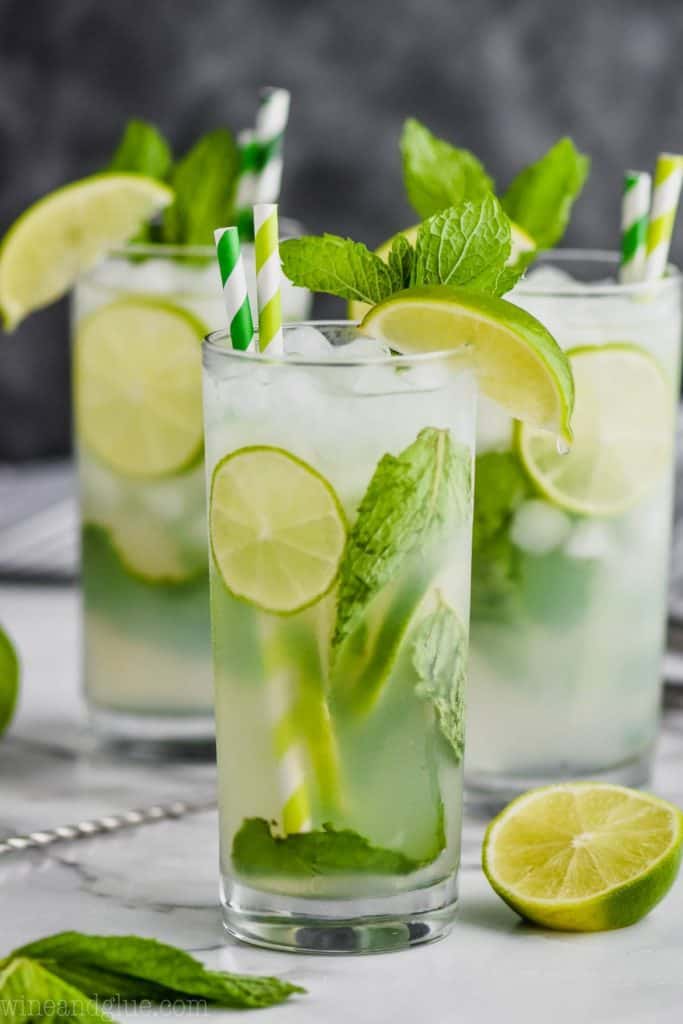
left=203, top=322, right=476, bottom=952
left=466, top=251, right=682, bottom=804
left=72, top=234, right=311, bottom=753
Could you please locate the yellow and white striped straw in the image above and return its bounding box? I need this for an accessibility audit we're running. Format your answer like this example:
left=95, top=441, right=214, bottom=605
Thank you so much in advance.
left=263, top=623, right=312, bottom=834
left=254, top=203, right=284, bottom=354
left=644, top=153, right=683, bottom=281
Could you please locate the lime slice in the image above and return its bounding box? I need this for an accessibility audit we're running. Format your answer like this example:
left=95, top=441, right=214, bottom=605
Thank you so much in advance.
left=361, top=285, right=574, bottom=440
left=0, top=625, right=19, bottom=736
left=210, top=446, right=347, bottom=615
left=0, top=174, right=173, bottom=330
left=483, top=782, right=683, bottom=931
left=75, top=298, right=206, bottom=479
left=519, top=344, right=673, bottom=516
left=348, top=220, right=535, bottom=322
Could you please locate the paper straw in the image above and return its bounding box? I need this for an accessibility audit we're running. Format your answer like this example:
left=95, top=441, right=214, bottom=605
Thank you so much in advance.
left=254, top=203, right=284, bottom=354
left=619, top=171, right=651, bottom=284
left=263, top=623, right=312, bottom=835
left=213, top=226, right=254, bottom=351
left=644, top=153, right=683, bottom=281
left=235, top=88, right=291, bottom=239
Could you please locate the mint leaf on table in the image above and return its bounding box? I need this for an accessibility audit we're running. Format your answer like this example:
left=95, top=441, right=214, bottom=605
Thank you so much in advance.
left=401, top=118, right=494, bottom=220
left=0, top=957, right=115, bottom=1024
left=4, top=932, right=303, bottom=1013
left=412, top=596, right=467, bottom=760
left=333, top=427, right=471, bottom=650
left=232, top=818, right=437, bottom=878
left=280, top=234, right=395, bottom=304
left=411, top=194, right=520, bottom=296
left=501, top=137, right=590, bottom=250
left=471, top=450, right=532, bottom=621
left=162, top=129, right=239, bottom=246
left=108, top=120, right=172, bottom=181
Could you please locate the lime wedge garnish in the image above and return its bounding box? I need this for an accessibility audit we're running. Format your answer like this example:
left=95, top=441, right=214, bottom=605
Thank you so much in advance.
left=0, top=625, right=19, bottom=736
left=0, top=173, right=173, bottom=330
left=483, top=783, right=683, bottom=931
left=348, top=220, right=535, bottom=322
left=209, top=446, right=347, bottom=615
left=75, top=298, right=206, bottom=478
left=519, top=344, right=673, bottom=515
left=361, top=285, right=574, bottom=440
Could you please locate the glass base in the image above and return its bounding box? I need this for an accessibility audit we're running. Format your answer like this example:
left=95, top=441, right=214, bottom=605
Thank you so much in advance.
left=221, top=874, right=459, bottom=954
left=465, top=747, right=654, bottom=813
left=89, top=707, right=215, bottom=761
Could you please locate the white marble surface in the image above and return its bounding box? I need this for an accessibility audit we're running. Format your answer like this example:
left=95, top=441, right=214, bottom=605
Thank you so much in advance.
left=2, top=582, right=683, bottom=1023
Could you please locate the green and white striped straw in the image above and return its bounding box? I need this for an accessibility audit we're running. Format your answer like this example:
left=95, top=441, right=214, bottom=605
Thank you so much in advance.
left=619, top=170, right=651, bottom=283
left=235, top=88, right=291, bottom=239
left=254, top=203, right=284, bottom=354
left=644, top=153, right=683, bottom=281
left=213, top=226, right=255, bottom=351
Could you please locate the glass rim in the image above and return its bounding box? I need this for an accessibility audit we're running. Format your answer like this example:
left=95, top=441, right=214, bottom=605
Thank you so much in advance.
left=104, top=216, right=307, bottom=261
left=203, top=320, right=474, bottom=369
left=514, top=247, right=682, bottom=297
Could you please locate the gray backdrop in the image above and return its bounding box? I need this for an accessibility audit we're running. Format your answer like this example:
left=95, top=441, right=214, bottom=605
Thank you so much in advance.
left=1, top=0, right=682, bottom=458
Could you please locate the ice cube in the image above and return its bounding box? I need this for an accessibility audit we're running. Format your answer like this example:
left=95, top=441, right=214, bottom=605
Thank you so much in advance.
left=476, top=396, right=513, bottom=452
left=564, top=520, right=613, bottom=560
left=518, top=266, right=578, bottom=291
left=284, top=325, right=335, bottom=358
left=510, top=500, right=572, bottom=554
left=333, top=337, right=391, bottom=361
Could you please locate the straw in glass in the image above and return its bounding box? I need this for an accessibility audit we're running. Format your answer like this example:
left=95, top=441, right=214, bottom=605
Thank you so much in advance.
left=235, top=88, right=291, bottom=239
left=619, top=170, right=651, bottom=284
left=644, top=153, right=683, bottom=281
left=254, top=203, right=284, bottom=354
left=213, top=226, right=254, bottom=351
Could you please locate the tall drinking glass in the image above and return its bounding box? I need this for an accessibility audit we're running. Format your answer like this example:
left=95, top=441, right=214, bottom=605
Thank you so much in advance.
left=466, top=251, right=682, bottom=803
left=203, top=322, right=476, bottom=952
left=72, top=233, right=311, bottom=751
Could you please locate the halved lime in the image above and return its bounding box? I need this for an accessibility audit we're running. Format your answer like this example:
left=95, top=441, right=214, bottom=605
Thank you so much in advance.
left=361, top=285, right=574, bottom=440
left=210, top=446, right=347, bottom=615
left=0, top=174, right=173, bottom=330
left=75, top=298, right=206, bottom=479
left=348, top=221, right=535, bottom=321
left=0, top=625, right=19, bottom=736
left=519, top=344, right=673, bottom=516
left=483, top=782, right=683, bottom=931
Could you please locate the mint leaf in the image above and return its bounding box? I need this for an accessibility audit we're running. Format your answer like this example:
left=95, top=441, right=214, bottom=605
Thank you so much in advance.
left=281, top=234, right=394, bottom=304
left=232, top=818, right=438, bottom=878
left=333, top=428, right=471, bottom=649
left=387, top=234, right=414, bottom=292
left=471, top=451, right=532, bottom=620
left=108, top=120, right=172, bottom=181
left=413, top=597, right=467, bottom=760
left=0, top=957, right=114, bottom=1023
left=411, top=194, right=516, bottom=296
left=401, top=118, right=494, bottom=219
left=162, top=129, right=239, bottom=246
left=9, top=932, right=303, bottom=1011
left=501, top=138, right=589, bottom=250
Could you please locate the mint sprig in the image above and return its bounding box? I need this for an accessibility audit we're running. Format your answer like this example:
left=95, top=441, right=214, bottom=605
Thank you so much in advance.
left=501, top=137, right=590, bottom=249
left=162, top=129, right=239, bottom=246
left=0, top=932, right=303, bottom=1017
left=280, top=233, right=395, bottom=304
left=108, top=120, right=172, bottom=181
left=412, top=596, right=467, bottom=760
left=401, top=118, right=494, bottom=219
left=412, top=194, right=519, bottom=295
left=233, top=817, right=444, bottom=877
left=333, top=427, right=471, bottom=650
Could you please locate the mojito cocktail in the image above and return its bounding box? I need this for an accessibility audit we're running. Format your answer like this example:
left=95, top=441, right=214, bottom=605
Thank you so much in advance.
left=467, top=252, right=682, bottom=800
left=74, top=242, right=310, bottom=746
left=205, top=323, right=477, bottom=951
